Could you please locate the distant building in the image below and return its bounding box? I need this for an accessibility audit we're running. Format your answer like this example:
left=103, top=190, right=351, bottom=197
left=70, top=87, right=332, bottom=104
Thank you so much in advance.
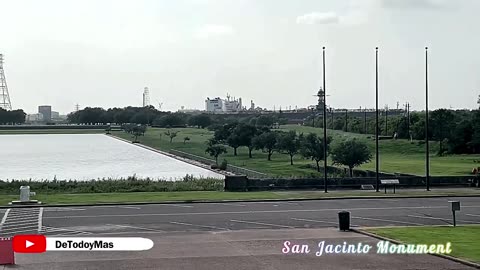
left=51, top=111, right=60, bottom=119
left=38, top=105, right=52, bottom=121
left=26, top=113, right=43, bottom=122
left=205, top=97, right=225, bottom=113
left=205, top=94, right=244, bottom=113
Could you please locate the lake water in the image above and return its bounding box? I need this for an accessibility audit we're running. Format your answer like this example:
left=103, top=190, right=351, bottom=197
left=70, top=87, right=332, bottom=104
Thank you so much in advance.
left=0, top=134, right=223, bottom=181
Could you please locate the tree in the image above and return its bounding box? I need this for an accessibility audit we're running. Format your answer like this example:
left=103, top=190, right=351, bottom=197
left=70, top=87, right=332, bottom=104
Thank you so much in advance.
left=276, top=131, right=301, bottom=165
left=255, top=115, right=275, bottom=128
left=331, top=139, right=372, bottom=177
left=226, top=133, right=241, bottom=156
left=153, top=113, right=187, bottom=127
left=236, top=124, right=258, bottom=158
left=164, top=130, right=178, bottom=143
left=131, top=125, right=147, bottom=143
left=188, top=114, right=212, bottom=128
left=252, top=132, right=278, bottom=161
left=183, top=136, right=191, bottom=144
left=300, top=133, right=330, bottom=172
left=430, top=109, right=455, bottom=155
left=205, top=144, right=227, bottom=164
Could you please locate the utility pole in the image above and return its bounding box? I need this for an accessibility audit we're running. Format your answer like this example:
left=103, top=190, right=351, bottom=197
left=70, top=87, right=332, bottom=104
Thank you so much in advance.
left=0, top=54, right=12, bottom=110
left=322, top=47, right=328, bottom=193
left=385, top=105, right=388, bottom=136
left=330, top=108, right=334, bottom=129
left=375, top=47, right=380, bottom=192
left=364, top=108, right=367, bottom=134
left=407, top=102, right=411, bottom=141
left=345, top=109, right=348, bottom=132
left=425, top=47, right=430, bottom=191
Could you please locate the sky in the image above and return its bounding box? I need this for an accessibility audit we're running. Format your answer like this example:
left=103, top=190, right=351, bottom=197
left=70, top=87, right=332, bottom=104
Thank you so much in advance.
left=0, top=0, right=479, bottom=114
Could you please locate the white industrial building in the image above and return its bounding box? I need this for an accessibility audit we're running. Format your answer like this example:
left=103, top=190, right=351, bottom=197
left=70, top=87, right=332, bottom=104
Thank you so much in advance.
left=205, top=94, right=243, bottom=113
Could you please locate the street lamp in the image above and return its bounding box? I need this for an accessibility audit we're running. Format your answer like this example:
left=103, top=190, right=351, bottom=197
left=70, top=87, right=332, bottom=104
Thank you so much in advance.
left=375, top=47, right=380, bottom=192
left=425, top=47, right=430, bottom=191
left=323, top=46, right=328, bottom=193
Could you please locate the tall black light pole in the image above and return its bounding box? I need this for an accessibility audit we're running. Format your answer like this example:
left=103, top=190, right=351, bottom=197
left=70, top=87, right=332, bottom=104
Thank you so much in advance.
left=425, top=47, right=430, bottom=191
left=375, top=47, right=380, bottom=192
left=323, top=46, right=328, bottom=193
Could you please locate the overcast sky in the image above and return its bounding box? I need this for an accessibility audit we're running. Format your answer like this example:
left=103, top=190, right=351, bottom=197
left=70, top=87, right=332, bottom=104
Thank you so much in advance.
left=1, top=0, right=479, bottom=114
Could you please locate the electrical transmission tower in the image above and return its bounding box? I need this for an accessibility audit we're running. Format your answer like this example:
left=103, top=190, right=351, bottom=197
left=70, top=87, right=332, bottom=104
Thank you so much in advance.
left=143, top=87, right=150, bottom=107
left=0, top=54, right=12, bottom=110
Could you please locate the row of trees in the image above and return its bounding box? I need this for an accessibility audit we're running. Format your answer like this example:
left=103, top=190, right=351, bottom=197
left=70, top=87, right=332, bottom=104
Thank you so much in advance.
left=0, top=108, right=26, bottom=125
left=206, top=122, right=372, bottom=176
left=307, top=109, right=480, bottom=155
left=68, top=106, right=287, bottom=129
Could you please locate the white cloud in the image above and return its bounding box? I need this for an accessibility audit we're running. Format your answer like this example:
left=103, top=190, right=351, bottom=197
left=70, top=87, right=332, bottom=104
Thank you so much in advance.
left=296, top=12, right=339, bottom=25
left=194, top=24, right=234, bottom=39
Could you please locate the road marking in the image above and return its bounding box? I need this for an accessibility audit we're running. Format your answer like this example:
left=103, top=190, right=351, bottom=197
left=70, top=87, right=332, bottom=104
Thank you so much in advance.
left=38, top=207, right=43, bottom=232
left=291, top=217, right=340, bottom=225
left=352, top=216, right=424, bottom=226
left=169, top=221, right=229, bottom=231
left=42, top=226, right=93, bottom=235
left=0, top=215, right=38, bottom=222
left=44, top=208, right=86, bottom=212
left=0, top=225, right=39, bottom=232
left=0, top=228, right=41, bottom=235
left=466, top=213, right=480, bottom=218
left=117, top=206, right=141, bottom=210
left=165, top=205, right=193, bottom=208
left=44, top=205, right=466, bottom=219
left=407, top=215, right=479, bottom=224
left=107, top=224, right=165, bottom=232
left=0, top=209, right=10, bottom=229
left=230, top=219, right=294, bottom=229
left=213, top=203, right=246, bottom=207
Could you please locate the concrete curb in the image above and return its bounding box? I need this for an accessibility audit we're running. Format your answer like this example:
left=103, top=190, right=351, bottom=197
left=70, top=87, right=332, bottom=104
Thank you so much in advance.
left=352, top=228, right=480, bottom=269
left=1, top=194, right=479, bottom=209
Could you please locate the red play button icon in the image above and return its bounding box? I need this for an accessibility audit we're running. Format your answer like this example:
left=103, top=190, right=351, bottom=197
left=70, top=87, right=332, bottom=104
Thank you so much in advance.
left=13, top=235, right=46, bottom=253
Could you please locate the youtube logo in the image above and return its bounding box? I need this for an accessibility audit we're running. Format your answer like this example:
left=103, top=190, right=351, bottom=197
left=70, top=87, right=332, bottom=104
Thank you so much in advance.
left=13, top=235, right=46, bottom=253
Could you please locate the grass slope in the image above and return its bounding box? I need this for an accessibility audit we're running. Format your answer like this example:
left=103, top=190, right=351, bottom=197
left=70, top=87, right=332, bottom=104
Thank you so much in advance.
left=112, top=125, right=479, bottom=177
left=367, top=226, right=480, bottom=263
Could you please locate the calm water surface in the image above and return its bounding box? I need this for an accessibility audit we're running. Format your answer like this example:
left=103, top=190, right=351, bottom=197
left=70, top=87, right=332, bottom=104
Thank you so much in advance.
left=0, top=134, right=223, bottom=181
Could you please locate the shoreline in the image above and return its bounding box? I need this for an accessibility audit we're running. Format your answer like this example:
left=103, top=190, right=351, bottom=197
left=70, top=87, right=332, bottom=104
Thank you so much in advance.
left=106, top=134, right=232, bottom=177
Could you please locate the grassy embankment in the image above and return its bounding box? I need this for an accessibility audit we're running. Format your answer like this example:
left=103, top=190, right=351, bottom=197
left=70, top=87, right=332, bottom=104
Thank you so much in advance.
left=112, top=125, right=480, bottom=177
left=2, top=188, right=479, bottom=206
left=366, top=226, right=480, bottom=263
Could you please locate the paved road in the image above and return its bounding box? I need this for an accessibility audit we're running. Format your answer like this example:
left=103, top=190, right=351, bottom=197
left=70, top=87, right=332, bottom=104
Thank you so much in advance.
left=1, top=197, right=479, bottom=269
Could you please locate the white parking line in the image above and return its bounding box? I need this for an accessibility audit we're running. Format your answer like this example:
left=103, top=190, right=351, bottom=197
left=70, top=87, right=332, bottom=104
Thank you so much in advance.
left=42, top=226, right=93, bottom=235
left=0, top=215, right=38, bottom=222
left=45, top=205, right=467, bottom=219
left=107, top=224, right=165, bottom=232
left=0, top=224, right=39, bottom=232
left=352, top=216, right=424, bottom=226
left=38, top=207, right=43, bottom=232
left=466, top=213, right=480, bottom=218
left=44, top=208, right=86, bottom=212
left=0, top=209, right=10, bottom=229
left=165, top=205, right=193, bottom=208
left=291, top=217, right=340, bottom=225
left=230, top=219, right=294, bottom=229
left=169, top=221, right=229, bottom=231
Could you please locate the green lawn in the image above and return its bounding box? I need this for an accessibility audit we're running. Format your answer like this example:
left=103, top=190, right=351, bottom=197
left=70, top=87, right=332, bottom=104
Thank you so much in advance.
left=112, top=125, right=480, bottom=177
left=366, top=226, right=480, bottom=263
left=2, top=189, right=479, bottom=206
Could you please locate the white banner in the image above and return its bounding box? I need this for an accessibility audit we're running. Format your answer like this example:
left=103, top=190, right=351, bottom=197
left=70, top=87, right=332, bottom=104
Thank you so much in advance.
left=46, top=237, right=154, bottom=251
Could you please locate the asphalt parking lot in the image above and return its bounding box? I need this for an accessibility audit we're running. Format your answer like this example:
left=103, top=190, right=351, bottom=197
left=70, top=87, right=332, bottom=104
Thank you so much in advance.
left=1, top=197, right=479, bottom=269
